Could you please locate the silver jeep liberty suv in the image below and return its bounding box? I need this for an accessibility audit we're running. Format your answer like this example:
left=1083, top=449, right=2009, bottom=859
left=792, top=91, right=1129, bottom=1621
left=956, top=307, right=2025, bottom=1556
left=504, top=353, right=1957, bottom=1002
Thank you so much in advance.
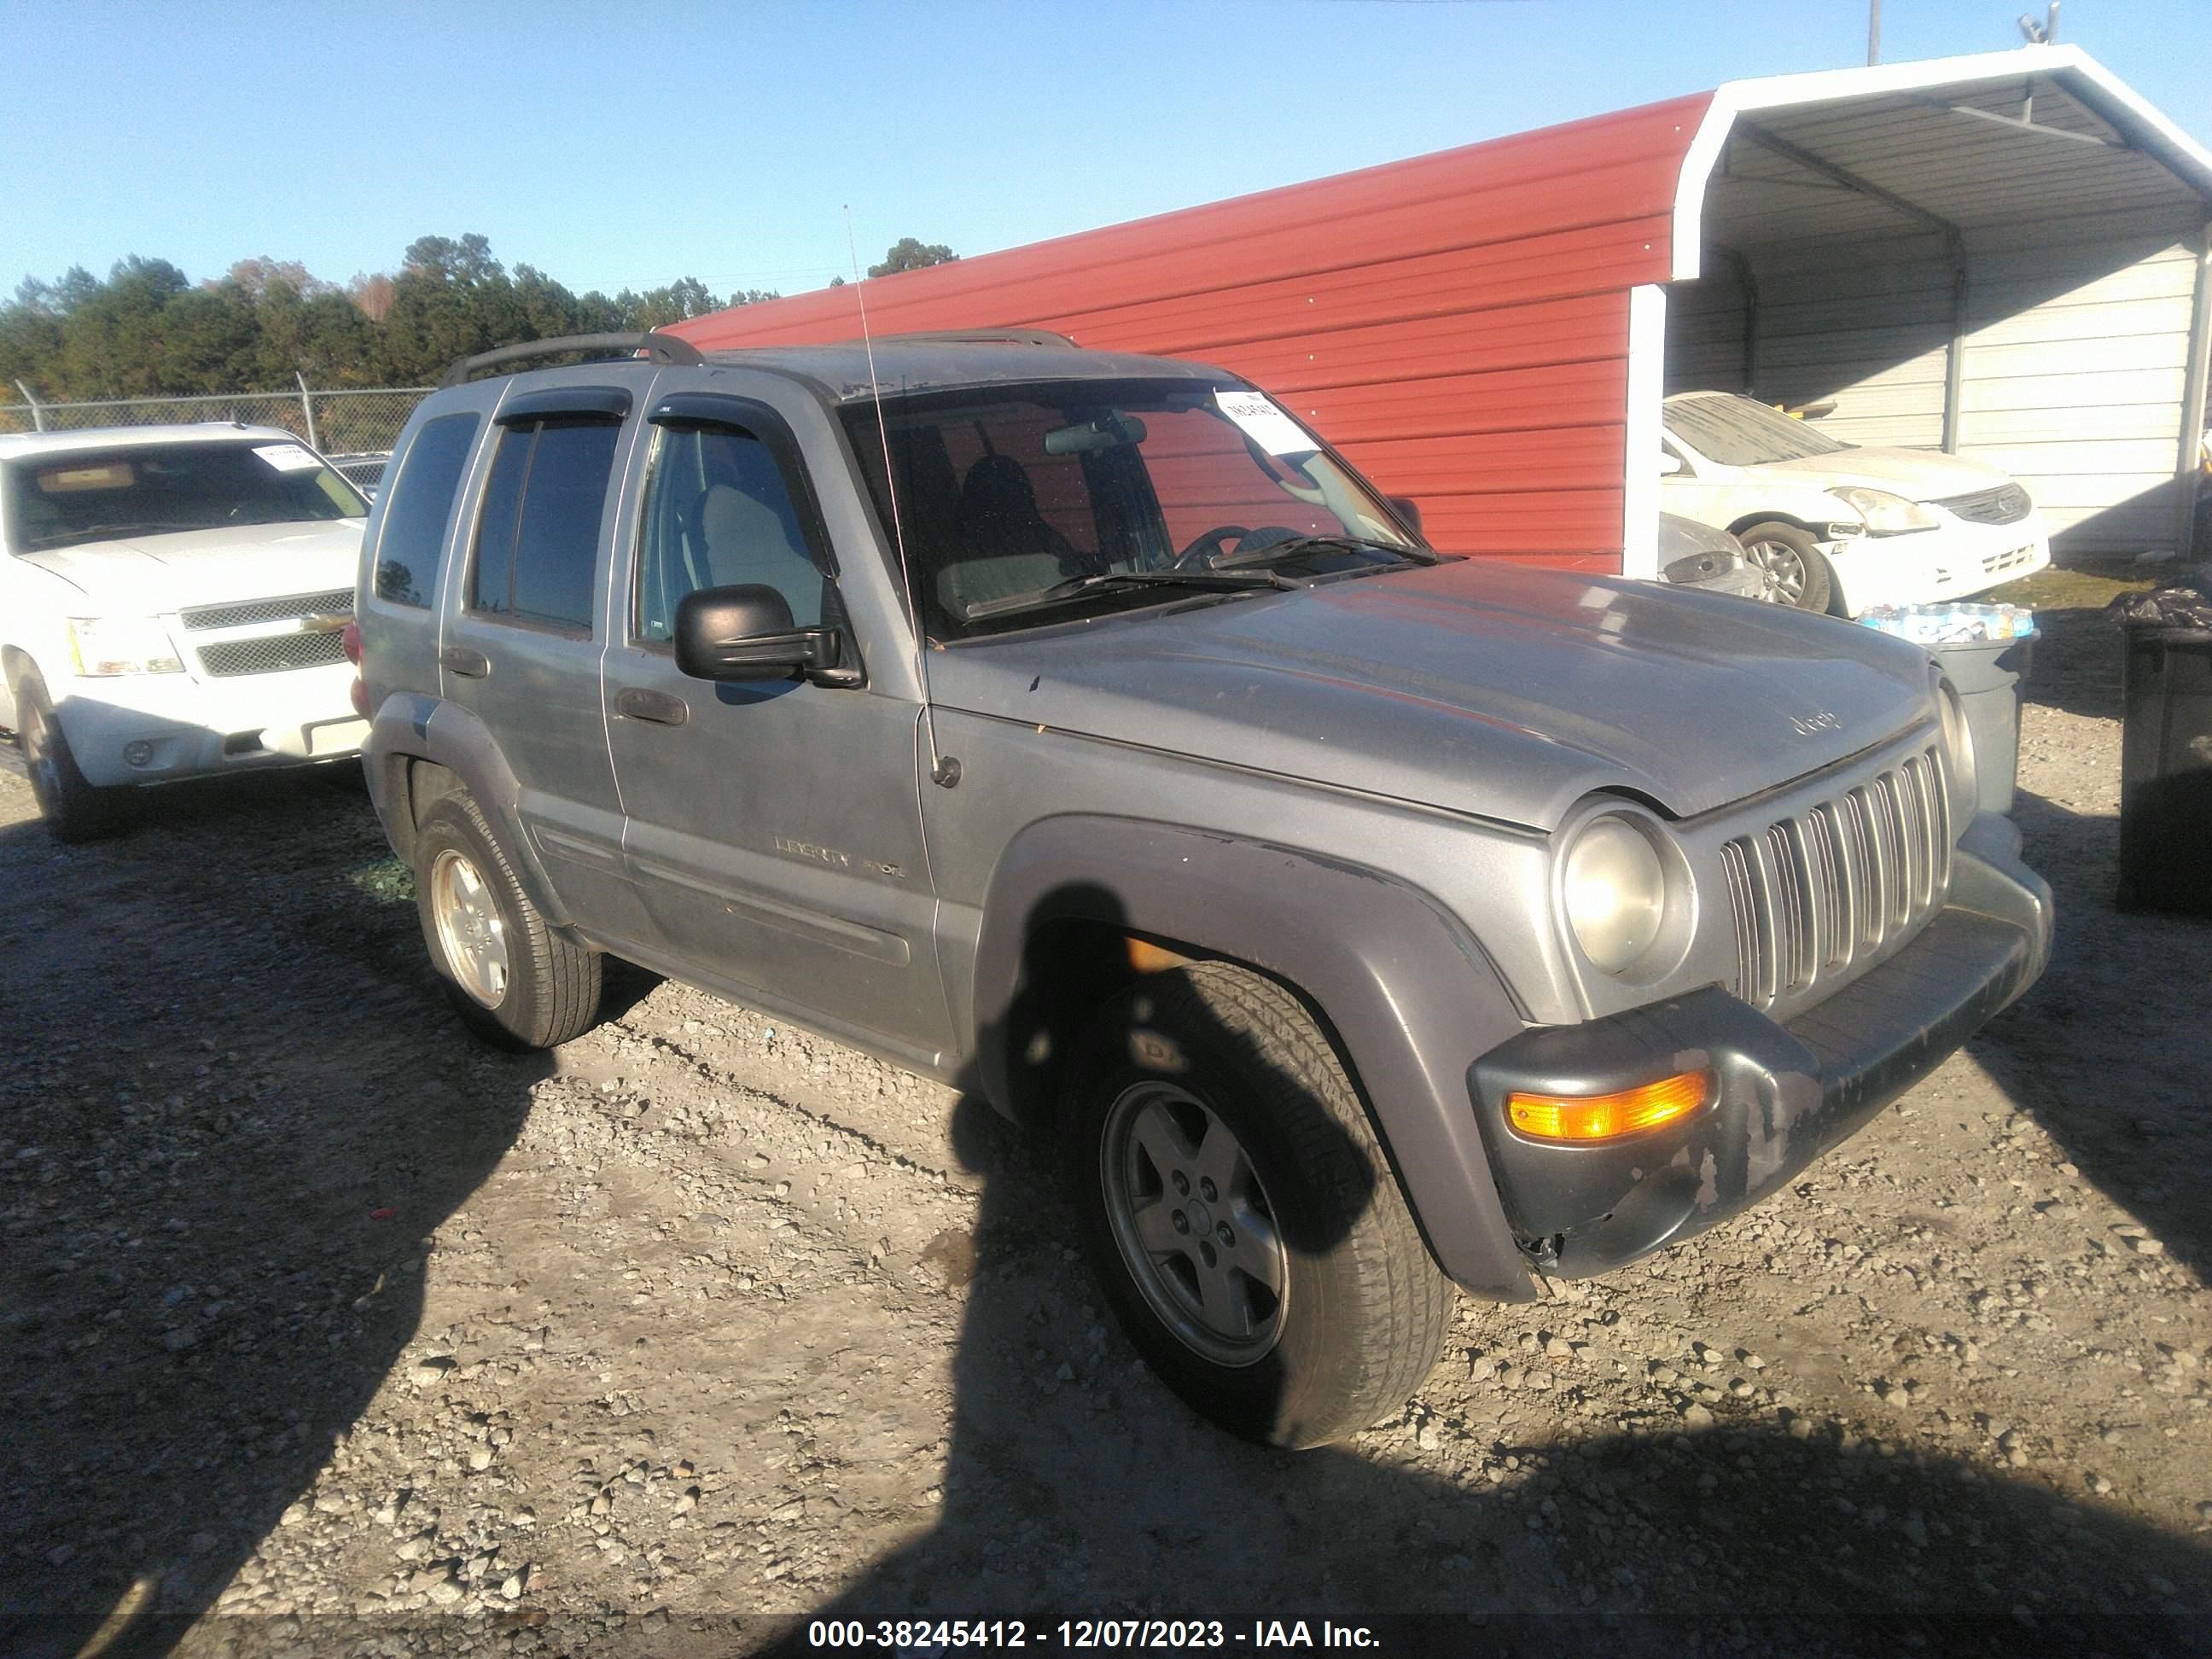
left=354, top=330, right=2052, bottom=1447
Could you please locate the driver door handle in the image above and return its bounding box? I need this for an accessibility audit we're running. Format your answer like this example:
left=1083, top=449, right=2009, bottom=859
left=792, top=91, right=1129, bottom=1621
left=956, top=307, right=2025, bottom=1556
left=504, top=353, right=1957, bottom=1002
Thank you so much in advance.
left=616, top=687, right=690, bottom=726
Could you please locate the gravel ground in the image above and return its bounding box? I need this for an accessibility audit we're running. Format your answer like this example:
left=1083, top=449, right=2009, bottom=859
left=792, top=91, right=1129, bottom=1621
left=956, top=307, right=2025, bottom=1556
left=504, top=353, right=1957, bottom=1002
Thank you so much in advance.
left=3, top=595, right=2209, bottom=1657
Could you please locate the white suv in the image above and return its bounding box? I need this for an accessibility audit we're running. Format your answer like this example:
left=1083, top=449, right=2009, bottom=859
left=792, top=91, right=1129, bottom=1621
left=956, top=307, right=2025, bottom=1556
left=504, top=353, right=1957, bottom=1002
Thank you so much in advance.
left=0, top=423, right=371, bottom=839
left=1660, top=391, right=2051, bottom=615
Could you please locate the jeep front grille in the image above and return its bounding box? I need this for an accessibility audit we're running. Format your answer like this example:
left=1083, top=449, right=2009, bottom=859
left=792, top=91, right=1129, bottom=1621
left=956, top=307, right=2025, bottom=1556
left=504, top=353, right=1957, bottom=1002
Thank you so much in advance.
left=1936, top=484, right=2032, bottom=527
left=197, top=631, right=350, bottom=678
left=181, top=588, right=353, bottom=632
left=1721, top=747, right=1952, bottom=1010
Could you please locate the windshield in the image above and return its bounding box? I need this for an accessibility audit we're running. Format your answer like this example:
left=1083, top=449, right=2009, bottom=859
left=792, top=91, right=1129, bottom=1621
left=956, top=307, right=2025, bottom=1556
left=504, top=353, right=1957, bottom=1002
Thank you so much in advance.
left=841, top=379, right=1417, bottom=640
left=3, top=439, right=366, bottom=554
left=1663, top=393, right=1851, bottom=468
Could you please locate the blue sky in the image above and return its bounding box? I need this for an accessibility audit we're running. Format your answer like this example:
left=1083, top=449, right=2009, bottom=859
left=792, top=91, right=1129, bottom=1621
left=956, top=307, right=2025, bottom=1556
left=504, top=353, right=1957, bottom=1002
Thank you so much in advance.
left=4, top=0, right=2209, bottom=301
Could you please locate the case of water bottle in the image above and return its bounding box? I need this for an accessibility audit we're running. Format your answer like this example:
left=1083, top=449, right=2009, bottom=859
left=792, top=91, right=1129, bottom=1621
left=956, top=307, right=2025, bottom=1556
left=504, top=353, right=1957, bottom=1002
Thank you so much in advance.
left=1854, top=602, right=2037, bottom=643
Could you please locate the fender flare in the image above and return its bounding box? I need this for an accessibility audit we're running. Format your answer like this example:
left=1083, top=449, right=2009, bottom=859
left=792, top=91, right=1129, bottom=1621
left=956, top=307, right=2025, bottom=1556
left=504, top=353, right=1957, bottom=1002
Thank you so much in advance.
left=3, top=568, right=83, bottom=729
left=364, top=692, right=573, bottom=930
left=0, top=644, right=41, bottom=729
left=2, top=636, right=72, bottom=731
left=969, top=815, right=1536, bottom=1301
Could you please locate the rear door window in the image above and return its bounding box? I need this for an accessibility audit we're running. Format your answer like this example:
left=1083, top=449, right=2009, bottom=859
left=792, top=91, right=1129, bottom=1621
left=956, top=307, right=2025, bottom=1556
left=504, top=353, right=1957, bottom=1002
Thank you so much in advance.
left=469, top=417, right=623, bottom=632
left=371, top=413, right=480, bottom=607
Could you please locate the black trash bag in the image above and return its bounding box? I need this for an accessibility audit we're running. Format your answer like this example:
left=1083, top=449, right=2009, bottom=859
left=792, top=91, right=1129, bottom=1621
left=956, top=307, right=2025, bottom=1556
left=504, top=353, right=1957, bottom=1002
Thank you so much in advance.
left=2110, top=570, right=2212, bottom=632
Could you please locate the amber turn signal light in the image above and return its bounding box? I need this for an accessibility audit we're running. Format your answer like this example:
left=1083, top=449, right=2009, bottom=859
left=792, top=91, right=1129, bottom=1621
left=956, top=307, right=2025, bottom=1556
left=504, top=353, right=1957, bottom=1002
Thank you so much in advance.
left=1505, top=1068, right=1714, bottom=1143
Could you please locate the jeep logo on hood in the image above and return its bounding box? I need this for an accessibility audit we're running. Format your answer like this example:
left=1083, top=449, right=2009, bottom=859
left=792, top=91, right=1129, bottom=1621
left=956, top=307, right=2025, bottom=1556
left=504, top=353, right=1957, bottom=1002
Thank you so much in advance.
left=1790, top=710, right=1843, bottom=736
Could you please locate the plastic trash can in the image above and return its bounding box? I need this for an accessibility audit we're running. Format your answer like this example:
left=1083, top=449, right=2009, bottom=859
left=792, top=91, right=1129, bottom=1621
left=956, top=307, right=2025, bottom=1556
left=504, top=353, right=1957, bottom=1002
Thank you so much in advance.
left=1857, top=603, right=2035, bottom=818
left=2116, top=619, right=2212, bottom=917
left=1935, top=633, right=2035, bottom=818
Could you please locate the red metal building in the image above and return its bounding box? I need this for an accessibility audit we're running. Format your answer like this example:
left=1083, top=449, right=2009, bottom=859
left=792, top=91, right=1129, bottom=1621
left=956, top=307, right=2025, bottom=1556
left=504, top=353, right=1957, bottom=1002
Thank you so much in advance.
left=673, top=48, right=2212, bottom=573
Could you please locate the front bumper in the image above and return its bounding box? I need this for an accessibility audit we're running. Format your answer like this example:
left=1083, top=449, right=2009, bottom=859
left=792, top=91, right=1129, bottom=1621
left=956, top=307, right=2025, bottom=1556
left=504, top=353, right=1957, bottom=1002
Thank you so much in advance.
left=52, top=665, right=367, bottom=788
left=1825, top=513, right=2051, bottom=617
left=1467, top=816, right=2052, bottom=1278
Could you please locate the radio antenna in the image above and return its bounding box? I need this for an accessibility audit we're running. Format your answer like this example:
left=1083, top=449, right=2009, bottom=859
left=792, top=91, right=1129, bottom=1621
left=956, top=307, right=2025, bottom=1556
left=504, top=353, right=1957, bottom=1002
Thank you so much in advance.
left=846, top=207, right=958, bottom=788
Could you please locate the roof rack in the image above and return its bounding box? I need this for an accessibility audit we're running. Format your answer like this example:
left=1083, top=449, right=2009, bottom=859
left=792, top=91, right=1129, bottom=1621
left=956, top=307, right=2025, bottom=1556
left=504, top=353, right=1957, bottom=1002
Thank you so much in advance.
left=438, top=331, right=704, bottom=389
left=849, top=328, right=1078, bottom=349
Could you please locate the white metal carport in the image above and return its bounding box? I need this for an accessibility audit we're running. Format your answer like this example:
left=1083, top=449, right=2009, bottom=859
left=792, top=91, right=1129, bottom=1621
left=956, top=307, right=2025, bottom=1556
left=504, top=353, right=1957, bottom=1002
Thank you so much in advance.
left=1656, top=47, right=2212, bottom=564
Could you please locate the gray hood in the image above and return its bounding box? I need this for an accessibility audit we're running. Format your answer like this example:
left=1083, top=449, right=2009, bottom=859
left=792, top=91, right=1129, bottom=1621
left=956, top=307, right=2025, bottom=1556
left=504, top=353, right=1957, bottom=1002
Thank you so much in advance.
left=929, top=561, right=1936, bottom=829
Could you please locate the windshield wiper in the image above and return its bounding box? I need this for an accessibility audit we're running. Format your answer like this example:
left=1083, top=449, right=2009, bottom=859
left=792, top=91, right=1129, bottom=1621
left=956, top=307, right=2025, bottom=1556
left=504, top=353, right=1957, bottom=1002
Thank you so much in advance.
left=1208, top=534, right=1443, bottom=570
left=961, top=567, right=1298, bottom=623
left=42, top=521, right=181, bottom=544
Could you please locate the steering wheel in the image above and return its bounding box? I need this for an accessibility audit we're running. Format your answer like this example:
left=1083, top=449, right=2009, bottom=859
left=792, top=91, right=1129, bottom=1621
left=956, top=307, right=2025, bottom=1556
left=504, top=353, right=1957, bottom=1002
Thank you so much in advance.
left=1171, top=524, right=1254, bottom=569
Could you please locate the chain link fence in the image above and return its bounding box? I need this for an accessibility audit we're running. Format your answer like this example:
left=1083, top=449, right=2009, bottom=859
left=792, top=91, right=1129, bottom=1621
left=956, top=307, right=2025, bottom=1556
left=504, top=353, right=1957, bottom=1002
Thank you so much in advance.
left=0, top=386, right=432, bottom=461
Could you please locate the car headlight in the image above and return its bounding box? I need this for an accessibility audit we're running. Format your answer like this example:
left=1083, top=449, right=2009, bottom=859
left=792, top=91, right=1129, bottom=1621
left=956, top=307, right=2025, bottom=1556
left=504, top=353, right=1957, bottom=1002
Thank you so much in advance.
left=1936, top=680, right=1979, bottom=825
left=1828, top=486, right=1939, bottom=536
left=1562, top=815, right=1668, bottom=974
left=66, top=616, right=184, bottom=677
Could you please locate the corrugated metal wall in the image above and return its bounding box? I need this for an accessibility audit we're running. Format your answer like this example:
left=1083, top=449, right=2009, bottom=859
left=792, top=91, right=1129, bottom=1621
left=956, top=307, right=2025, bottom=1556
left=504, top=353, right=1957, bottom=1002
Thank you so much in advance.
left=1664, top=202, right=2204, bottom=557
left=1667, top=232, right=1955, bottom=451
left=1957, top=207, right=2204, bottom=557
left=675, top=96, right=1715, bottom=572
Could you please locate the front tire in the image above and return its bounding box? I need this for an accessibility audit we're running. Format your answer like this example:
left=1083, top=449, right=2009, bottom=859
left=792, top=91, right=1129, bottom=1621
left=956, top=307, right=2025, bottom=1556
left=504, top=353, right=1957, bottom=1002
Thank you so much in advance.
left=1062, top=962, right=1454, bottom=1448
left=11, top=669, right=127, bottom=843
left=413, top=790, right=602, bottom=1051
left=1736, top=521, right=1834, bottom=613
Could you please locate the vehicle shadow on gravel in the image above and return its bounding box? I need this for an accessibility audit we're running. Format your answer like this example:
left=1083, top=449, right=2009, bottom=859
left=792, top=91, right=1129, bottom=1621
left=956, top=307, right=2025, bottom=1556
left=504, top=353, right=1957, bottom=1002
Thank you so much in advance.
left=2012, top=601, right=2128, bottom=725
left=0, top=777, right=555, bottom=1658
left=1966, top=779, right=2212, bottom=1284
left=1962, top=590, right=2210, bottom=1271
left=768, top=898, right=2212, bottom=1656
left=771, top=1090, right=2212, bottom=1656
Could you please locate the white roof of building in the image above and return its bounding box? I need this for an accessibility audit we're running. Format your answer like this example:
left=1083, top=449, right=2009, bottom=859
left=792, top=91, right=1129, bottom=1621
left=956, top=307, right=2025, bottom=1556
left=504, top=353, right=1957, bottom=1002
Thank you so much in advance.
left=1674, top=45, right=2212, bottom=279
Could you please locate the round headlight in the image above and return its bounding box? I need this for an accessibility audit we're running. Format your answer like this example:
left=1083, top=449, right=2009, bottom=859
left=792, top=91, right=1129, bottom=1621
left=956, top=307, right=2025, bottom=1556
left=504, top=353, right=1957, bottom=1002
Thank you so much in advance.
left=1936, top=682, right=1978, bottom=824
left=1563, top=816, right=1667, bottom=974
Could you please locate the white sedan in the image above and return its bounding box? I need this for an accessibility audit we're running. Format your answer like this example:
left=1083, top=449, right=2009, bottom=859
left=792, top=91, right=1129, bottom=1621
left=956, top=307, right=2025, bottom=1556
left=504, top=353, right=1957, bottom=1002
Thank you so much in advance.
left=1659, top=391, right=2049, bottom=616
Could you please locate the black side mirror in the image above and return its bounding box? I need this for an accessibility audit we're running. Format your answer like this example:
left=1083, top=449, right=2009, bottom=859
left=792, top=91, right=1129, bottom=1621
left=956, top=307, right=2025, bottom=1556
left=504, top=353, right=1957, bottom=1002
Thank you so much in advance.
left=673, top=585, right=841, bottom=683
left=1386, top=495, right=1424, bottom=538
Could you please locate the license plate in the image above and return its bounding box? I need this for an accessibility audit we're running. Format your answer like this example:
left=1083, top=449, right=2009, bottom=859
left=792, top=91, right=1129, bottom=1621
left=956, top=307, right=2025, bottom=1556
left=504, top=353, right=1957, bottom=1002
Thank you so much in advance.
left=307, top=718, right=370, bottom=756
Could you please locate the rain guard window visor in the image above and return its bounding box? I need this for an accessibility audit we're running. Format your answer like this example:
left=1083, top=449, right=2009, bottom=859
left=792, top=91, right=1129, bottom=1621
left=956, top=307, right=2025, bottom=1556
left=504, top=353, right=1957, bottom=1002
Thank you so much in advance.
left=841, top=379, right=1414, bottom=641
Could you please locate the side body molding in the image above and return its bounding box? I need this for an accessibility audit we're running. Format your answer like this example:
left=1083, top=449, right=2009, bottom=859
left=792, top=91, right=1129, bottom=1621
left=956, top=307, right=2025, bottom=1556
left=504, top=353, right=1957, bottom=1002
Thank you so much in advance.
left=969, top=816, right=1537, bottom=1301
left=363, top=692, right=573, bottom=930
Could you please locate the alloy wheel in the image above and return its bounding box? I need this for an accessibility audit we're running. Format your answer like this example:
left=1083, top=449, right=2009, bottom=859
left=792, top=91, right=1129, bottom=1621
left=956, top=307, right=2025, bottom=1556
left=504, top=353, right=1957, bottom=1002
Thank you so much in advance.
left=429, top=847, right=510, bottom=1007
left=1741, top=538, right=1808, bottom=606
left=20, top=701, right=63, bottom=810
left=1099, top=1080, right=1289, bottom=1366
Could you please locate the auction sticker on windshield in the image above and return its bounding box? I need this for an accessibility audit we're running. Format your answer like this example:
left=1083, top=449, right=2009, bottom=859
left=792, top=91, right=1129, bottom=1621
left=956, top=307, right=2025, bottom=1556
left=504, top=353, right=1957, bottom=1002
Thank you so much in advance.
left=1214, top=389, right=1316, bottom=457
left=253, top=443, right=323, bottom=472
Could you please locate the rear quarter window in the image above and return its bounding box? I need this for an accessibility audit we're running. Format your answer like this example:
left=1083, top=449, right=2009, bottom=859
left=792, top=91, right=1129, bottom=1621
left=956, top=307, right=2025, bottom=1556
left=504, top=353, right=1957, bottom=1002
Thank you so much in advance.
left=370, top=413, right=482, bottom=608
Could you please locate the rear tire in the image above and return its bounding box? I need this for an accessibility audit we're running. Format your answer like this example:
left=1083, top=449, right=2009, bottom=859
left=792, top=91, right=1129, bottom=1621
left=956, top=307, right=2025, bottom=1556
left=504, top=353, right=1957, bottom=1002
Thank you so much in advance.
left=12, top=669, right=127, bottom=843
left=1737, top=521, right=1833, bottom=613
left=1061, top=962, right=1454, bottom=1448
left=413, top=790, right=601, bottom=1050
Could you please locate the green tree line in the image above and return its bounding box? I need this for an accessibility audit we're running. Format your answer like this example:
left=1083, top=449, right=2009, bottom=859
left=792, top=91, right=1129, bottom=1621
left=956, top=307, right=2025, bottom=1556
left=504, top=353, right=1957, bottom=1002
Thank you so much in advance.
left=0, top=230, right=948, bottom=402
